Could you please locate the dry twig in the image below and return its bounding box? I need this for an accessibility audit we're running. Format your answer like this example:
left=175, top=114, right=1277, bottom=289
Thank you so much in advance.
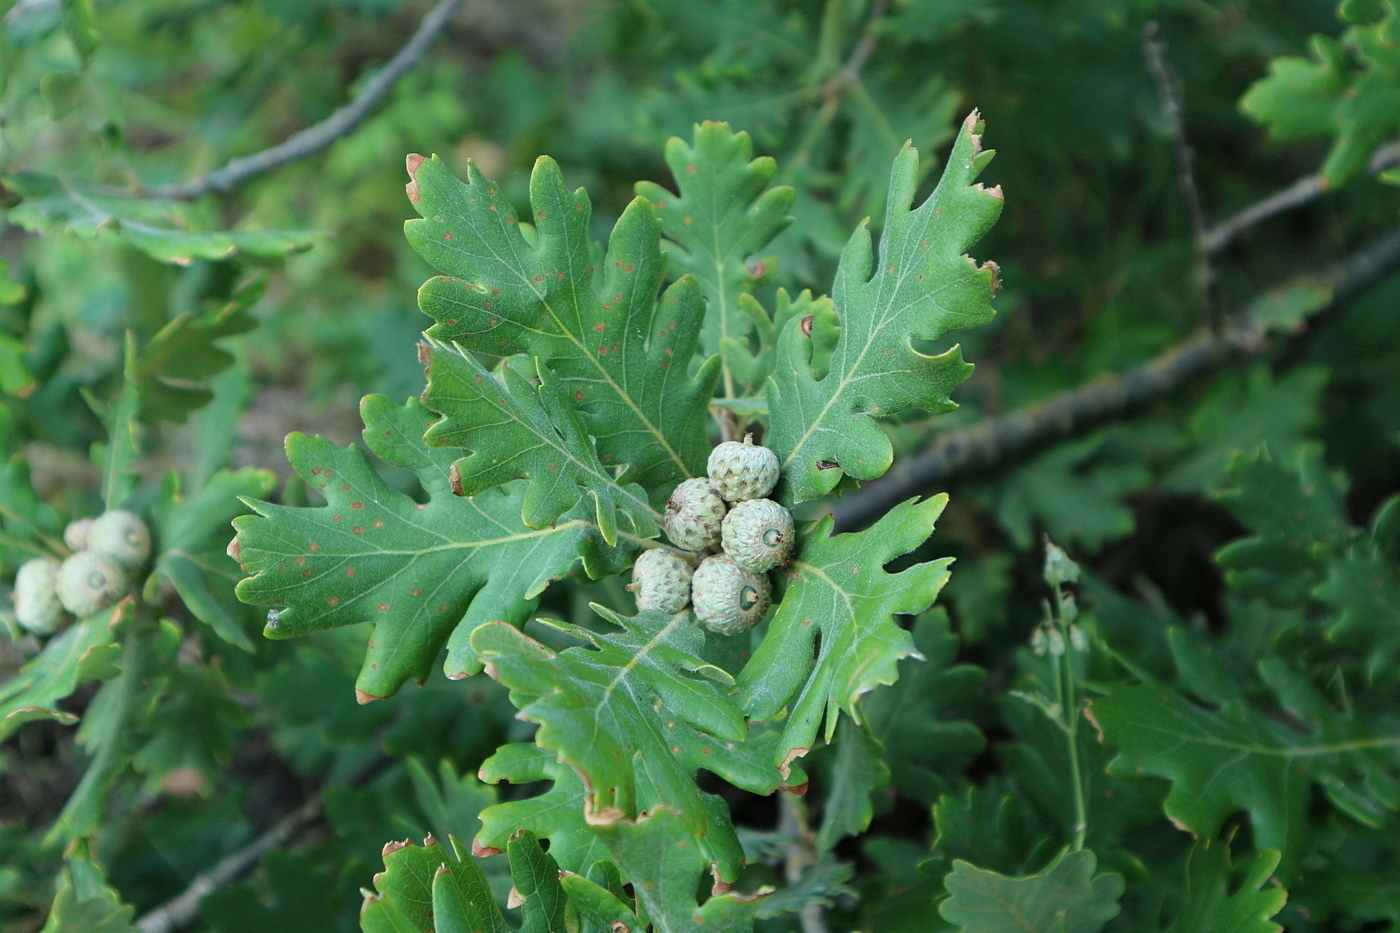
left=151, top=0, right=467, bottom=200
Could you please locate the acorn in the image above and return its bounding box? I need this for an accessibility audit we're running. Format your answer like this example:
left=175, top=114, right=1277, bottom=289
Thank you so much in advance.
left=721, top=498, right=794, bottom=572
left=628, top=549, right=693, bottom=613
left=56, top=551, right=128, bottom=618
left=707, top=434, right=779, bottom=503
left=664, top=478, right=727, bottom=551
left=87, top=510, right=151, bottom=572
left=63, top=517, right=94, bottom=552
left=15, top=557, right=67, bottom=635
left=691, top=554, right=771, bottom=636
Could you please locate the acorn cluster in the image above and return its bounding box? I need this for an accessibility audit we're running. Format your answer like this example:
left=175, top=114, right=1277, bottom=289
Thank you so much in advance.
left=629, top=435, right=795, bottom=637
left=11, top=511, right=150, bottom=635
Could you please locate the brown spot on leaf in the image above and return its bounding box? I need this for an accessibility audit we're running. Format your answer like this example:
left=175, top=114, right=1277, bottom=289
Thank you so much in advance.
left=328, top=596, right=340, bottom=606
left=801, top=315, right=813, bottom=337
left=442, top=231, right=453, bottom=241
left=817, top=459, right=840, bottom=470
left=405, top=153, right=426, bottom=204
left=345, top=567, right=355, bottom=578
left=351, top=501, right=364, bottom=510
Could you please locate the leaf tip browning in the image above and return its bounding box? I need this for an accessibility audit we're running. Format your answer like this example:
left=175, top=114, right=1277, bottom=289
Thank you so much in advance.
left=356, top=688, right=390, bottom=705
left=404, top=153, right=426, bottom=205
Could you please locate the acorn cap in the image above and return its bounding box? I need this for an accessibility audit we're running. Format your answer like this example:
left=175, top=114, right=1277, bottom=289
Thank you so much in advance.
left=707, top=434, right=780, bottom=503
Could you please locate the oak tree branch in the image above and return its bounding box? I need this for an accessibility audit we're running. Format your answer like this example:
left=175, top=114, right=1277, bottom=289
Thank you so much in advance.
left=152, top=0, right=467, bottom=200
left=830, top=225, right=1400, bottom=531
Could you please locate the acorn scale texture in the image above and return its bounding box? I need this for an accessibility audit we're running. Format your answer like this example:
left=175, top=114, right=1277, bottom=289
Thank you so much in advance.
left=56, top=551, right=128, bottom=618
left=631, top=549, right=693, bottom=613
left=721, top=498, right=795, bottom=572
left=707, top=434, right=779, bottom=503
left=692, top=554, right=771, bottom=636
left=87, top=510, right=151, bottom=572
left=664, top=478, right=727, bottom=551
left=15, top=557, right=66, bottom=635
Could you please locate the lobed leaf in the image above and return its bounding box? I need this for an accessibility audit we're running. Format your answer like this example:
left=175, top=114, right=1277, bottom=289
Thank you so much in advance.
left=2, top=172, right=320, bottom=265
left=421, top=344, right=657, bottom=544
left=1092, top=631, right=1400, bottom=870
left=635, top=122, right=795, bottom=392
left=232, top=396, right=635, bottom=697
left=738, top=496, right=952, bottom=772
left=405, top=153, right=719, bottom=501
left=471, top=608, right=803, bottom=885
left=939, top=849, right=1124, bottom=933
left=1166, top=845, right=1286, bottom=933
left=766, top=112, right=1003, bottom=503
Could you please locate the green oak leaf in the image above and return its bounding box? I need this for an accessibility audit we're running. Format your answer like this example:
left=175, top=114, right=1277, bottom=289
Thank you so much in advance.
left=635, top=121, right=795, bottom=393
left=405, top=152, right=719, bottom=500
left=863, top=611, right=987, bottom=807
left=474, top=742, right=615, bottom=875
left=471, top=608, right=802, bottom=885
left=1241, top=7, right=1400, bottom=186
left=766, top=112, right=1003, bottom=503
left=738, top=496, right=953, bottom=772
left=232, top=395, right=635, bottom=697
left=1092, top=632, right=1400, bottom=868
left=1166, top=846, right=1286, bottom=933
left=590, top=807, right=771, bottom=933
left=940, top=849, right=1124, bottom=933
left=360, top=835, right=507, bottom=933
left=421, top=344, right=656, bottom=544
left=360, top=831, right=631, bottom=933
left=2, top=172, right=320, bottom=265
left=40, top=888, right=137, bottom=933
left=154, top=467, right=278, bottom=652
left=1215, top=446, right=1351, bottom=606
left=0, top=602, right=127, bottom=740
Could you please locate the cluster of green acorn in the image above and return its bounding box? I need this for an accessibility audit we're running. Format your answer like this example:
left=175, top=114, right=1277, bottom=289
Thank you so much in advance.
left=629, top=435, right=794, bottom=636
left=11, top=511, right=150, bottom=635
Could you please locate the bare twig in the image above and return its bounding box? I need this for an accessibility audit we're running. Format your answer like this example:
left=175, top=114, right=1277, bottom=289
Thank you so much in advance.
left=1145, top=22, right=1215, bottom=331
left=133, top=754, right=390, bottom=933
left=779, top=795, right=829, bottom=933
left=151, top=0, right=467, bottom=200
left=1203, top=141, right=1400, bottom=254
left=828, top=225, right=1400, bottom=531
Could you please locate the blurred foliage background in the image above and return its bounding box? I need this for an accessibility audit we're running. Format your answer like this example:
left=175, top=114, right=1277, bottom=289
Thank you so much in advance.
left=1, top=0, right=1398, bottom=930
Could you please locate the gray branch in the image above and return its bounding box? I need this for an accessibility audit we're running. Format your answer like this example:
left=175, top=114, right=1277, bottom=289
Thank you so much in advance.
left=151, top=0, right=467, bottom=200
left=1203, top=141, right=1400, bottom=254
left=132, top=754, right=390, bottom=933
left=829, top=225, right=1400, bottom=531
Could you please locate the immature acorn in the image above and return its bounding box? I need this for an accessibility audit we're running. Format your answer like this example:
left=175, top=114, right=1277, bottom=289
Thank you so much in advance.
left=14, top=557, right=67, bottom=635
left=707, top=434, right=779, bottom=503
left=87, top=510, right=151, bottom=572
left=664, top=478, right=727, bottom=551
left=56, top=551, right=128, bottom=618
left=63, top=517, right=94, bottom=552
left=692, top=554, right=771, bottom=636
left=721, top=498, right=794, bottom=572
left=628, top=549, right=693, bottom=613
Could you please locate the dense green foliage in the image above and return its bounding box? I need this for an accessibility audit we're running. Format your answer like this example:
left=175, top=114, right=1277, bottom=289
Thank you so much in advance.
left=2, top=1, right=1399, bottom=931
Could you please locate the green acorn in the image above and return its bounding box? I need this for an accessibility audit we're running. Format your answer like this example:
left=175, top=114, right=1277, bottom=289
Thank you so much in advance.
left=628, top=549, right=693, bottom=613
left=721, top=498, right=794, bottom=572
left=664, top=478, right=727, bottom=551
left=56, top=551, right=128, bottom=618
left=63, top=517, right=94, bottom=552
left=707, top=434, right=780, bottom=503
left=87, top=510, right=151, bottom=572
left=691, top=554, right=771, bottom=636
left=15, top=557, right=67, bottom=635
